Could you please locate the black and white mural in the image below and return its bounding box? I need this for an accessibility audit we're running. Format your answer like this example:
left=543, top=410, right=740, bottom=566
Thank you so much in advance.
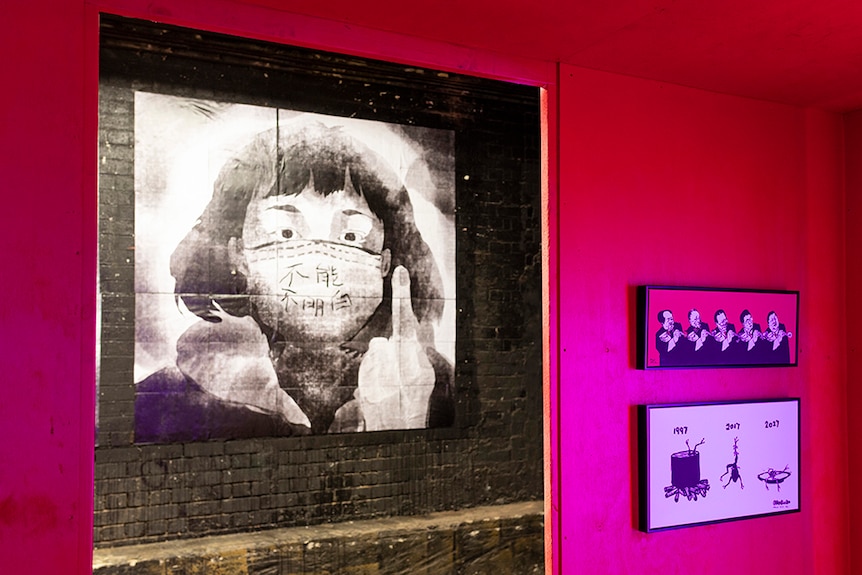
left=134, top=93, right=455, bottom=442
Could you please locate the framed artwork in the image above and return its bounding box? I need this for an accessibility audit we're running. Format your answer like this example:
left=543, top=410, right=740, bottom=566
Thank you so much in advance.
left=638, top=286, right=799, bottom=369
left=97, top=15, right=542, bottom=445
left=131, top=95, right=456, bottom=441
left=638, top=398, right=800, bottom=532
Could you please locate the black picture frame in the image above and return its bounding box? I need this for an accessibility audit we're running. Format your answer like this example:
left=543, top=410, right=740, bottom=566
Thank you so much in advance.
left=638, top=398, right=801, bottom=532
left=637, top=285, right=799, bottom=369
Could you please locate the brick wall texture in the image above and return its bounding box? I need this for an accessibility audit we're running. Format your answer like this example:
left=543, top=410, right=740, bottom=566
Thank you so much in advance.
left=95, top=15, right=543, bottom=548
left=92, top=502, right=543, bottom=574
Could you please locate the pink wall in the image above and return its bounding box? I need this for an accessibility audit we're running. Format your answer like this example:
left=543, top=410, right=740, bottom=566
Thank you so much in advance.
left=0, top=1, right=852, bottom=574
left=846, top=111, right=862, bottom=575
left=558, top=65, right=847, bottom=573
left=0, top=2, right=95, bottom=574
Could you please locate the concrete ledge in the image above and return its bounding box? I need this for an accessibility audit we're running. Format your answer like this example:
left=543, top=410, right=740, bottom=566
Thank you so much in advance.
left=93, top=501, right=544, bottom=574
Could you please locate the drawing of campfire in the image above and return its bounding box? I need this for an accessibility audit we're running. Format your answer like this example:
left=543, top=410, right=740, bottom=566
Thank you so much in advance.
left=664, top=438, right=710, bottom=502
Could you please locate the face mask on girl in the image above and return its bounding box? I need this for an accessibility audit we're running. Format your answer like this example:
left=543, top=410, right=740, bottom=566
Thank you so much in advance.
left=244, top=239, right=389, bottom=342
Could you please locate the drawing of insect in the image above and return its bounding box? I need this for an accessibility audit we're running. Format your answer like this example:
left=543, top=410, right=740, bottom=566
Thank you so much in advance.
left=720, top=437, right=743, bottom=489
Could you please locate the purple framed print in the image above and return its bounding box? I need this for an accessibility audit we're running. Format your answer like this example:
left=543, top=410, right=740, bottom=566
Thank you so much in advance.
left=638, top=286, right=799, bottom=369
left=638, top=398, right=801, bottom=532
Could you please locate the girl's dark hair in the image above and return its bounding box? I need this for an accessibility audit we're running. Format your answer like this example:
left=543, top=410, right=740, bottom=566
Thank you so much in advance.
left=170, top=122, right=444, bottom=342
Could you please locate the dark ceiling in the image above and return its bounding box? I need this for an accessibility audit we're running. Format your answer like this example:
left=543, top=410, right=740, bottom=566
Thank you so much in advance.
left=242, top=0, right=862, bottom=112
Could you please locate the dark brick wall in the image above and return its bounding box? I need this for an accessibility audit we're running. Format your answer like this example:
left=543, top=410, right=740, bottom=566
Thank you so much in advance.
left=96, top=15, right=542, bottom=546
left=92, top=502, right=544, bottom=574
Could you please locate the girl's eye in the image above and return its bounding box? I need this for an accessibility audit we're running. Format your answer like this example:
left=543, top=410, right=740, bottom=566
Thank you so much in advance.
left=281, top=228, right=297, bottom=240
left=339, top=230, right=366, bottom=245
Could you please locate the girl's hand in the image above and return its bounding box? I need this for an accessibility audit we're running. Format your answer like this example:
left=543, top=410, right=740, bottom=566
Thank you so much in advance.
left=356, top=266, right=435, bottom=430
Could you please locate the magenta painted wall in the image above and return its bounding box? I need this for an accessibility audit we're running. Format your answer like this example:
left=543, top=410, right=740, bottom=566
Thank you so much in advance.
left=846, top=111, right=862, bottom=575
left=0, top=1, right=853, bottom=574
left=558, top=65, right=847, bottom=573
left=1, top=2, right=94, bottom=574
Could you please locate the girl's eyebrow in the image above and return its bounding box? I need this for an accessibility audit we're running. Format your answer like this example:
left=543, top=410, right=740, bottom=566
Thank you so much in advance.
left=268, top=204, right=300, bottom=213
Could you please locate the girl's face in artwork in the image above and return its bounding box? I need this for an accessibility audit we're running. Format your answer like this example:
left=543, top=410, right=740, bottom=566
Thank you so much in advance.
left=239, top=180, right=391, bottom=342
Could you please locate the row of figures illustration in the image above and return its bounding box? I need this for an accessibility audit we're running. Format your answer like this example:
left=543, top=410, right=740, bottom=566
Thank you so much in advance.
left=665, top=438, right=792, bottom=503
